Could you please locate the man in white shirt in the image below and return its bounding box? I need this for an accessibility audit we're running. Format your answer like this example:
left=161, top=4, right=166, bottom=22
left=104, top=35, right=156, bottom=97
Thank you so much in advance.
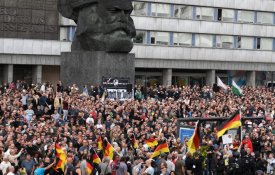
left=142, top=159, right=154, bottom=175
left=166, top=154, right=175, bottom=174
left=40, top=83, right=46, bottom=93
left=0, top=156, right=11, bottom=175
left=86, top=115, right=94, bottom=125
left=25, top=105, right=34, bottom=123
left=267, top=153, right=275, bottom=174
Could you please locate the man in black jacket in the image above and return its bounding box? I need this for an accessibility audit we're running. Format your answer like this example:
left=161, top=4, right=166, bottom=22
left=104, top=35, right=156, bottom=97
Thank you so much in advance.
left=216, top=155, right=225, bottom=175
left=193, top=152, right=203, bottom=175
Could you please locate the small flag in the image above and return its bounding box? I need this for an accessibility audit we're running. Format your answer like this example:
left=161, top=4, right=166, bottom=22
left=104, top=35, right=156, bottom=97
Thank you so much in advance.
left=55, top=136, right=67, bottom=172
left=217, top=77, right=227, bottom=90
left=90, top=148, right=101, bottom=165
left=145, top=138, right=158, bottom=148
left=151, top=141, right=170, bottom=159
left=131, top=135, right=138, bottom=149
left=103, top=139, right=115, bottom=160
left=186, top=121, right=200, bottom=155
left=232, top=80, right=243, bottom=96
left=97, top=136, right=103, bottom=150
left=217, top=110, right=242, bottom=138
left=86, top=161, right=93, bottom=175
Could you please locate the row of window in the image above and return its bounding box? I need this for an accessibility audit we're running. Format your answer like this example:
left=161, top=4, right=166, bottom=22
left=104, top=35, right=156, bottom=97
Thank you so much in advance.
left=132, top=2, right=275, bottom=25
left=60, top=27, right=274, bottom=51
left=134, top=31, right=275, bottom=51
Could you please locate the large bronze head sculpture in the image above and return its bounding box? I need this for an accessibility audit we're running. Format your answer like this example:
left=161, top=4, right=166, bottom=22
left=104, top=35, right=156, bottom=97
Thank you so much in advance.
left=58, top=0, right=136, bottom=53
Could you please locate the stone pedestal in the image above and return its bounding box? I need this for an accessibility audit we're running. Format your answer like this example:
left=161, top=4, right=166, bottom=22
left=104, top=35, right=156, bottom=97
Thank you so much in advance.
left=32, top=65, right=42, bottom=84
left=60, top=51, right=135, bottom=87
left=3, top=64, right=13, bottom=84
left=163, top=68, right=172, bottom=86
left=206, top=70, right=215, bottom=86
left=247, top=71, right=256, bottom=87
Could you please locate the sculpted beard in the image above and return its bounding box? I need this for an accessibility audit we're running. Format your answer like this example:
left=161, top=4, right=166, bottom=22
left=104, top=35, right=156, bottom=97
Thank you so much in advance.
left=74, top=5, right=135, bottom=52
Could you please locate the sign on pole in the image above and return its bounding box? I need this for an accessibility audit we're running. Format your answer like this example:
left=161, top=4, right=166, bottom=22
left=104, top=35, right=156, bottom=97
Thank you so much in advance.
left=179, top=127, right=195, bottom=143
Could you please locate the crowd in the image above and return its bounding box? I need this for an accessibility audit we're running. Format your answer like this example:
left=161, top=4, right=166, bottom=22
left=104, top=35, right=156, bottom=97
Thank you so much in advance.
left=0, top=80, right=274, bottom=175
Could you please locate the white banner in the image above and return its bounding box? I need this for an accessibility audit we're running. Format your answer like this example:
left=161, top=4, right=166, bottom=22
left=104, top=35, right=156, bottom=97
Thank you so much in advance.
left=222, top=134, right=233, bottom=144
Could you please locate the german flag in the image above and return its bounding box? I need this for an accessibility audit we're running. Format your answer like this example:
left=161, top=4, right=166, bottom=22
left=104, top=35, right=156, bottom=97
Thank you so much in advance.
left=97, top=136, right=103, bottom=150
left=90, top=148, right=101, bottom=165
left=54, top=136, right=67, bottom=172
left=187, top=121, right=200, bottom=155
left=86, top=161, right=93, bottom=175
left=103, top=139, right=115, bottom=160
left=145, top=137, right=158, bottom=148
left=151, top=141, right=170, bottom=159
left=131, top=135, right=138, bottom=149
left=217, top=110, right=241, bottom=138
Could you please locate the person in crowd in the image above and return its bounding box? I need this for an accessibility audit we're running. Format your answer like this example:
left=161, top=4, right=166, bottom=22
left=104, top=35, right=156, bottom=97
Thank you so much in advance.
left=99, top=157, right=112, bottom=175
left=185, top=152, right=194, bottom=175
left=267, top=153, right=275, bottom=175
left=21, top=154, right=35, bottom=175
left=33, top=159, right=56, bottom=175
left=142, top=159, right=154, bottom=175
left=166, top=154, right=175, bottom=174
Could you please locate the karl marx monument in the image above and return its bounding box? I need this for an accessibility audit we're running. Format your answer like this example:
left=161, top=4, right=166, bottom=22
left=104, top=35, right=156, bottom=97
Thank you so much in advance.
left=58, top=0, right=136, bottom=86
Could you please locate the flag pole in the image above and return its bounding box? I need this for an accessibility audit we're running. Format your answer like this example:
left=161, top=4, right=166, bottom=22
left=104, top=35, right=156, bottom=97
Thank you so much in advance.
left=238, top=109, right=243, bottom=152
left=104, top=138, right=121, bottom=158
left=91, top=147, right=101, bottom=162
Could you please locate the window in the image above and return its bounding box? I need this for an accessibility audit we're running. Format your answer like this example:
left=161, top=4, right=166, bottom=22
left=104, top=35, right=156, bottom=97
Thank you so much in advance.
left=132, top=2, right=147, bottom=16
left=257, top=12, right=273, bottom=25
left=174, top=5, right=193, bottom=19
left=257, top=38, right=261, bottom=49
left=133, top=31, right=146, bottom=44
left=237, top=10, right=254, bottom=23
left=238, top=36, right=254, bottom=49
left=60, top=27, right=68, bottom=41
left=217, top=9, right=222, bottom=21
left=196, top=7, right=214, bottom=21
left=195, top=34, right=213, bottom=47
left=257, top=37, right=273, bottom=50
left=173, top=33, right=192, bottom=46
left=152, top=3, right=170, bottom=17
left=222, top=9, right=235, bottom=22
left=150, top=32, right=169, bottom=45
left=216, top=35, right=234, bottom=48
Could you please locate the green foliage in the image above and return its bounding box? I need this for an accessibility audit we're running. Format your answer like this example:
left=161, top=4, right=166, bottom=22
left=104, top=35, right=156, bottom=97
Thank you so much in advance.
left=197, top=145, right=209, bottom=168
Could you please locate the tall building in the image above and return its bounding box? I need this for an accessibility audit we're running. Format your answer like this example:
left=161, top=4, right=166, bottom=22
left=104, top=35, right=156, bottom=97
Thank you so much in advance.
left=0, top=0, right=275, bottom=87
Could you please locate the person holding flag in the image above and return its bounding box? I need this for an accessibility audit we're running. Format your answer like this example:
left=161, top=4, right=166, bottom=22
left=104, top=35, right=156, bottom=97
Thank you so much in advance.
left=151, top=140, right=170, bottom=159
left=186, top=121, right=200, bottom=155
left=145, top=137, right=158, bottom=148
left=86, top=160, right=94, bottom=175
left=131, top=135, right=139, bottom=150
left=216, top=110, right=242, bottom=138
left=217, top=76, right=228, bottom=90
left=232, top=80, right=243, bottom=96
left=54, top=135, right=67, bottom=174
left=90, top=148, right=101, bottom=165
left=88, top=147, right=101, bottom=174
left=103, top=138, right=116, bottom=160
left=97, top=136, right=103, bottom=151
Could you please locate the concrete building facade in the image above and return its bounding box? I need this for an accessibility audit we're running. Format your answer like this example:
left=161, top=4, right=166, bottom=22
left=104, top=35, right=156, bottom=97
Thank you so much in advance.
left=1, top=0, right=275, bottom=87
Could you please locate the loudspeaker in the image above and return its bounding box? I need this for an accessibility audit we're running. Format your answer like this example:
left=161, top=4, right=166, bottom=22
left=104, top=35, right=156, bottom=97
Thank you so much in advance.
left=127, top=84, right=132, bottom=92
